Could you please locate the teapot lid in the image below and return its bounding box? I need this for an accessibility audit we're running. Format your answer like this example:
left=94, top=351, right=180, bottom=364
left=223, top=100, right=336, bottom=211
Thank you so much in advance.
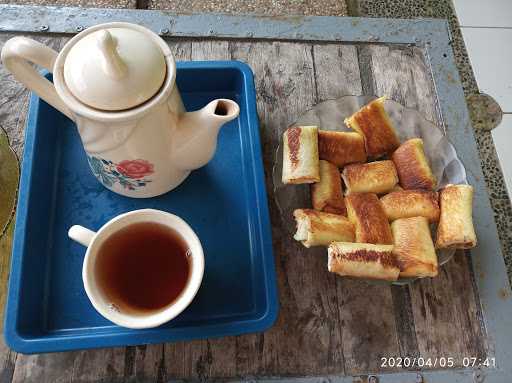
left=63, top=27, right=166, bottom=111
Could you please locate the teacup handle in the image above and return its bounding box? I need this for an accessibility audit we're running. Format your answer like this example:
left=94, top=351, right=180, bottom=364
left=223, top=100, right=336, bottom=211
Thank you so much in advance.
left=1, top=37, right=74, bottom=121
left=68, top=225, right=96, bottom=247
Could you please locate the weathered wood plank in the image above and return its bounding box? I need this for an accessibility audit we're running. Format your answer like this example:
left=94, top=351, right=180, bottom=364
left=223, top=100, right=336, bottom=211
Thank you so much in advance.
left=312, top=43, right=402, bottom=374
left=368, top=43, right=459, bottom=366
left=369, top=45, right=440, bottom=126
left=165, top=338, right=238, bottom=379
left=0, top=34, right=70, bottom=158
left=70, top=348, right=126, bottom=382
left=410, top=253, right=486, bottom=367
left=235, top=333, right=269, bottom=377
left=312, top=44, right=362, bottom=101
left=338, top=280, right=401, bottom=374
left=441, top=253, right=486, bottom=359
left=164, top=341, right=191, bottom=378
left=0, top=339, right=16, bottom=383
left=352, top=44, right=421, bottom=371
left=191, top=40, right=230, bottom=60
left=167, top=39, right=192, bottom=61
left=367, top=44, right=487, bottom=366
left=0, top=33, right=30, bottom=159
left=390, top=285, right=420, bottom=364
left=12, top=352, right=75, bottom=383
left=132, top=344, right=164, bottom=382
left=230, top=40, right=345, bottom=376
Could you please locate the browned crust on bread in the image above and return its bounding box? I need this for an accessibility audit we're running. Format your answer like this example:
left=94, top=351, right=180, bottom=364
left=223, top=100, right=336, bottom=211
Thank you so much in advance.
left=311, top=160, right=346, bottom=215
left=300, top=209, right=345, bottom=233
left=288, top=178, right=317, bottom=184
left=436, top=184, right=477, bottom=249
left=344, top=97, right=400, bottom=158
left=392, top=138, right=436, bottom=190
left=380, top=190, right=440, bottom=222
left=287, top=127, right=301, bottom=169
left=334, top=248, right=398, bottom=268
left=323, top=205, right=346, bottom=215
left=397, top=256, right=438, bottom=277
left=342, top=160, right=398, bottom=194
left=391, top=217, right=438, bottom=277
left=328, top=242, right=399, bottom=281
left=318, top=130, right=367, bottom=167
left=345, top=193, right=393, bottom=244
left=282, top=126, right=320, bottom=184
left=286, top=176, right=319, bottom=183
left=293, top=209, right=355, bottom=246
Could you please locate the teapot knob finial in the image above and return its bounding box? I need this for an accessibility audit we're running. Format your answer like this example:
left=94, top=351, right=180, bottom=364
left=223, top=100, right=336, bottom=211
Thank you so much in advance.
left=97, top=30, right=127, bottom=80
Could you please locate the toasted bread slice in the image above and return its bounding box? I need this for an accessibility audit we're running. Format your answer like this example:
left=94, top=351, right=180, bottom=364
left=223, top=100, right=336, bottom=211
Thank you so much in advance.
left=345, top=193, right=393, bottom=244
left=342, top=160, right=398, bottom=195
left=436, top=184, right=477, bottom=249
left=344, top=97, right=400, bottom=158
left=282, top=126, right=320, bottom=184
left=380, top=190, right=440, bottom=223
left=318, top=130, right=367, bottom=167
left=392, top=217, right=438, bottom=278
left=392, top=138, right=436, bottom=190
left=311, top=160, right=346, bottom=215
left=293, top=209, right=355, bottom=248
left=328, top=242, right=399, bottom=281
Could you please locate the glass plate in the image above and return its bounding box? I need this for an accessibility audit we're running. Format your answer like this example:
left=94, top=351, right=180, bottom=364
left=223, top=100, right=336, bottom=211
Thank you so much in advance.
left=272, top=95, right=468, bottom=285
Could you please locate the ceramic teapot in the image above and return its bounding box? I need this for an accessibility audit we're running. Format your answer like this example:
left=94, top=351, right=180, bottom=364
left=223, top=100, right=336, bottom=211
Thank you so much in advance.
left=1, top=22, right=240, bottom=198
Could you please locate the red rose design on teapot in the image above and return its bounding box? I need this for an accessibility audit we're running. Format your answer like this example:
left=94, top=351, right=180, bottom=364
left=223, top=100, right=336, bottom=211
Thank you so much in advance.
left=116, top=159, right=154, bottom=179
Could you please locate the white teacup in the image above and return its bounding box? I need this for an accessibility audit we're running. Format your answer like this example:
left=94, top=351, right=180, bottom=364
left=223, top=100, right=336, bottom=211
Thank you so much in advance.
left=68, top=209, right=204, bottom=329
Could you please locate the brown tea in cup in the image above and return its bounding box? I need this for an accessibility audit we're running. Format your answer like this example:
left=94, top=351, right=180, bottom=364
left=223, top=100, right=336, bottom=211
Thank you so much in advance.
left=95, top=222, right=191, bottom=314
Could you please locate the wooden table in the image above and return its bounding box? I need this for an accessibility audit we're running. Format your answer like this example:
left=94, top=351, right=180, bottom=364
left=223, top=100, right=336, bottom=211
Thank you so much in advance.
left=0, top=6, right=511, bottom=383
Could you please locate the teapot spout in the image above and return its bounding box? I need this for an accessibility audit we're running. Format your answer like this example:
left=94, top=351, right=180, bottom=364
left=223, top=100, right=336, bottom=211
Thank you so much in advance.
left=172, top=99, right=240, bottom=171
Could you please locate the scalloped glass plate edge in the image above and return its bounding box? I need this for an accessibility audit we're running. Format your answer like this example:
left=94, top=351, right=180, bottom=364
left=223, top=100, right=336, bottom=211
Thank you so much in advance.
left=272, top=95, right=468, bottom=286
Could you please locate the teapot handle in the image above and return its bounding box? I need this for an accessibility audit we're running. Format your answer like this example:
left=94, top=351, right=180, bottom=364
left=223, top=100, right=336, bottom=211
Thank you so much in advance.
left=1, top=37, right=74, bottom=121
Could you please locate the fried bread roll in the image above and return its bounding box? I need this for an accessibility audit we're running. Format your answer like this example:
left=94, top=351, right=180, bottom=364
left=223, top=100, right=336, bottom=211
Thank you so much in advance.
left=380, top=190, right=440, bottom=223
left=311, top=160, right=346, bottom=215
left=344, top=96, right=400, bottom=158
left=391, top=217, right=438, bottom=277
left=342, top=160, right=398, bottom=195
left=318, top=130, right=367, bottom=167
left=436, top=184, right=477, bottom=249
left=328, top=242, right=399, bottom=281
left=293, top=209, right=355, bottom=248
left=392, top=138, right=436, bottom=190
left=345, top=193, right=393, bottom=244
left=282, top=126, right=320, bottom=184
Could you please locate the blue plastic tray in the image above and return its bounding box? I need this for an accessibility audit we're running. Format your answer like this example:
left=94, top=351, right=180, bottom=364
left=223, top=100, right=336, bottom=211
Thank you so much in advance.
left=5, top=61, right=278, bottom=354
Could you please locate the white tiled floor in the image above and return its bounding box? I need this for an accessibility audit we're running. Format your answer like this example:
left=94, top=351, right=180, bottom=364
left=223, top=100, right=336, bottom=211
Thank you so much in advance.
left=453, top=0, right=512, bottom=28
left=453, top=0, right=512, bottom=201
left=461, top=28, right=512, bottom=113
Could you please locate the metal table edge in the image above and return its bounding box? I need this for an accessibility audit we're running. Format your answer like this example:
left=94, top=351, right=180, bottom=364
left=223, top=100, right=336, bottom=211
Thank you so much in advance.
left=0, top=4, right=448, bottom=43
left=0, top=6, right=511, bottom=382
